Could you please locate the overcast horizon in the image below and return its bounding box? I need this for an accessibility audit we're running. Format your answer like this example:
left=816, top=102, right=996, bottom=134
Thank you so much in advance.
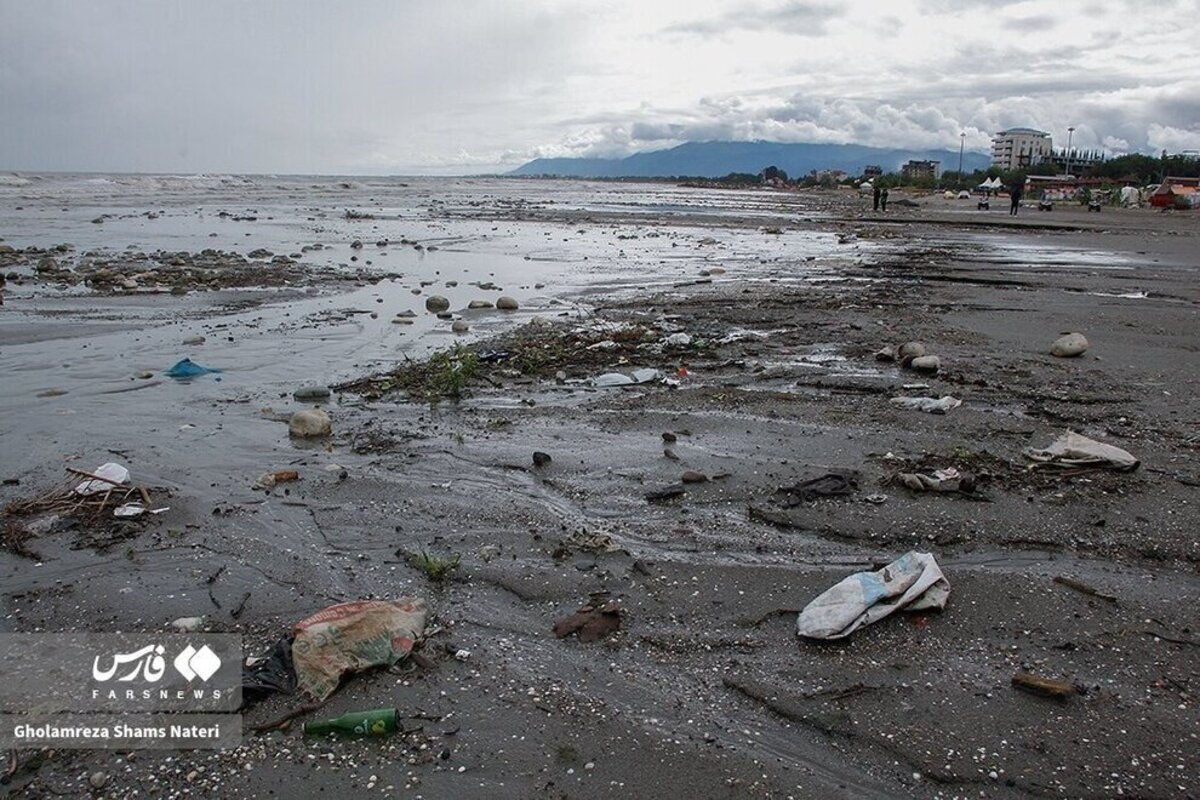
left=2, top=0, right=1198, bottom=176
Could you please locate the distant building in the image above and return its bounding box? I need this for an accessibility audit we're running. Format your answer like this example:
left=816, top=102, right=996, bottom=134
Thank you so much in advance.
left=901, top=160, right=940, bottom=180
left=862, top=164, right=883, bottom=179
left=991, top=128, right=1053, bottom=171
left=1042, top=148, right=1105, bottom=176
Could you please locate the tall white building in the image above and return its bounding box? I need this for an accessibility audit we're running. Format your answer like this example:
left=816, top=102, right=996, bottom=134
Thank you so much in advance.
left=991, top=128, right=1053, bottom=171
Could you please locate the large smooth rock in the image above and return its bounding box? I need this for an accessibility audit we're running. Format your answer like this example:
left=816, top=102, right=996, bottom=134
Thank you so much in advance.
left=425, top=295, right=450, bottom=313
left=289, top=408, right=332, bottom=438
left=909, top=355, right=941, bottom=372
left=1050, top=332, right=1089, bottom=358
left=897, top=341, right=926, bottom=364
left=496, top=296, right=519, bottom=310
left=467, top=299, right=493, bottom=309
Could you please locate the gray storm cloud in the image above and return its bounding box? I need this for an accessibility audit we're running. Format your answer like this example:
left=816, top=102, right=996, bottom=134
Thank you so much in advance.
left=1, top=0, right=1197, bottom=173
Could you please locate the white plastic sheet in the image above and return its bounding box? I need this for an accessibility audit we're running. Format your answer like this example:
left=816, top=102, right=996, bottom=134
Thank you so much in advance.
left=797, top=552, right=950, bottom=640
left=74, top=462, right=130, bottom=495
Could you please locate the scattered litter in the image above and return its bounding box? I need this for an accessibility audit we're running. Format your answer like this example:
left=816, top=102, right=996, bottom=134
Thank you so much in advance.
left=564, top=531, right=622, bottom=553
left=454, top=649, right=471, bottom=661
left=1012, top=671, right=1076, bottom=699
left=796, top=552, right=950, bottom=640
left=165, top=358, right=221, bottom=379
left=292, top=599, right=428, bottom=701
left=1050, top=332, right=1089, bottom=358
left=303, top=708, right=400, bottom=737
left=75, top=462, right=130, bottom=495
left=895, top=467, right=976, bottom=494
left=664, top=332, right=692, bottom=347
left=890, top=395, right=962, bottom=414
left=864, top=493, right=888, bottom=504
left=1026, top=431, right=1138, bottom=471
left=113, top=503, right=146, bottom=518
left=593, top=368, right=661, bottom=387
left=553, top=599, right=622, bottom=643
left=775, top=472, right=857, bottom=506
left=253, top=470, right=301, bottom=490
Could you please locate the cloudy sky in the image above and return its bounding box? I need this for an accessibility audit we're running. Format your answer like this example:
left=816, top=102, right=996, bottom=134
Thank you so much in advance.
left=2, top=0, right=1197, bottom=174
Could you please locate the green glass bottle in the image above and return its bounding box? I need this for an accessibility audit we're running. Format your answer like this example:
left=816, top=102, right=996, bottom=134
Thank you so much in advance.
left=302, top=708, right=399, bottom=737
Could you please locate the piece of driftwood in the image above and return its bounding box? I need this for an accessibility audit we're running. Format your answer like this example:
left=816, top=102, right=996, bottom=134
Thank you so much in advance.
left=1012, top=672, right=1075, bottom=699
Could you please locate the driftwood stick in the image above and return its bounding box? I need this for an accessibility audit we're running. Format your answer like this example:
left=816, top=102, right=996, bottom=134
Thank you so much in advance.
left=252, top=701, right=326, bottom=733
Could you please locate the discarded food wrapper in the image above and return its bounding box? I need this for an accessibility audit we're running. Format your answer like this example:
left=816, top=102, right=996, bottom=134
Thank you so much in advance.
left=593, top=368, right=661, bottom=388
left=890, top=395, right=962, bottom=414
left=292, top=599, right=428, bottom=701
left=796, top=551, right=950, bottom=640
left=1025, top=431, right=1139, bottom=471
left=165, top=358, right=221, bottom=379
left=75, top=462, right=130, bottom=495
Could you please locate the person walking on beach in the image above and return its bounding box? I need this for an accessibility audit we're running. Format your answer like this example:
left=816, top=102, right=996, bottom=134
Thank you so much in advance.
left=1009, top=181, right=1023, bottom=216
left=872, top=184, right=881, bottom=212
left=880, top=187, right=889, bottom=212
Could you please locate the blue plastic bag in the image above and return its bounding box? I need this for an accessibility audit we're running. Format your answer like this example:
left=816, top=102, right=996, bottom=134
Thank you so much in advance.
left=165, top=358, right=221, bottom=379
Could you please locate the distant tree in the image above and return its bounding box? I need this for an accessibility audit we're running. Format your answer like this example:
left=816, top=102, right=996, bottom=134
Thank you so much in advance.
left=760, top=165, right=789, bottom=183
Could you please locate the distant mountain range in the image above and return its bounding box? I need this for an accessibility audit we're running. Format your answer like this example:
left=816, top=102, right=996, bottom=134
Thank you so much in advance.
left=509, top=140, right=990, bottom=178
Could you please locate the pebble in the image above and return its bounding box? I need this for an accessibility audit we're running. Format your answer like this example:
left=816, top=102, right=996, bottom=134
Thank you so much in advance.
left=681, top=470, right=708, bottom=483
left=289, top=408, right=332, bottom=438
left=452, top=320, right=470, bottom=333
left=293, top=385, right=332, bottom=401
left=467, top=300, right=493, bottom=309
left=171, top=616, right=204, bottom=633
left=532, top=451, right=552, bottom=467
left=496, top=296, right=519, bottom=310
left=425, top=295, right=450, bottom=313
left=89, top=771, right=109, bottom=789
left=909, top=355, right=940, bottom=372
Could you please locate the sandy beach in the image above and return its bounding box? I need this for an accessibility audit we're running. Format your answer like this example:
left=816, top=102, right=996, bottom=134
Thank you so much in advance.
left=1, top=178, right=1197, bottom=799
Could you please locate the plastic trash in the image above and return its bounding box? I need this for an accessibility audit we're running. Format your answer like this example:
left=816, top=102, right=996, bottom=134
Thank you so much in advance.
left=889, top=395, right=962, bottom=414
left=74, top=462, right=130, bottom=495
left=1026, top=431, right=1139, bottom=471
left=291, top=599, right=427, bottom=701
left=896, top=468, right=975, bottom=494
left=165, top=358, right=221, bottom=379
left=796, top=552, right=950, bottom=640
left=113, top=503, right=145, bottom=518
left=775, top=473, right=857, bottom=506
left=592, top=368, right=661, bottom=388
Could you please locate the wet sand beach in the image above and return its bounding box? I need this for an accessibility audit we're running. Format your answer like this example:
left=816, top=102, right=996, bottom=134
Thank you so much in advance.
left=1, top=178, right=1197, bottom=798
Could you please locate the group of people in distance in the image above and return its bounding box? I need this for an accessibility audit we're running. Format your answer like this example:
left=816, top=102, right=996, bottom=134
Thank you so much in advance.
left=870, top=180, right=1026, bottom=216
